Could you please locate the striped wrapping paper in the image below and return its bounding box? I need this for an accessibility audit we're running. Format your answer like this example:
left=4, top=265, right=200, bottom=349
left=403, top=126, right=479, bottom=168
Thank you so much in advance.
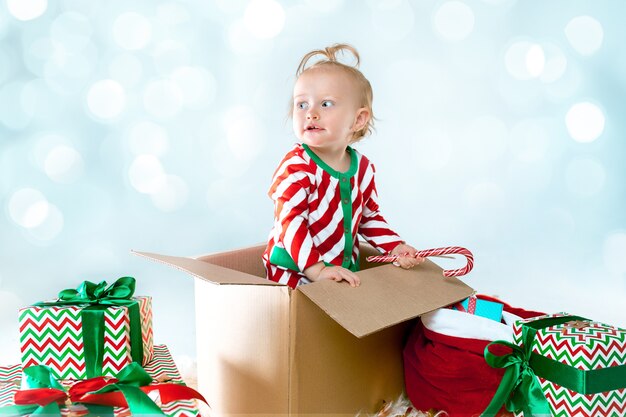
left=0, top=344, right=201, bottom=417
left=19, top=295, right=154, bottom=380
left=512, top=313, right=626, bottom=417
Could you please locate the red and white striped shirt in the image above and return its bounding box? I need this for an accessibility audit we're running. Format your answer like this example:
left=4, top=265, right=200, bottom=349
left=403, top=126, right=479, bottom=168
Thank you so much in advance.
left=263, top=143, right=404, bottom=289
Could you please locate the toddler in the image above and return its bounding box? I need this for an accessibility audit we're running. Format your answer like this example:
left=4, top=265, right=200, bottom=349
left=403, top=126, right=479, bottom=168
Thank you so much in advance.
left=263, top=44, right=423, bottom=289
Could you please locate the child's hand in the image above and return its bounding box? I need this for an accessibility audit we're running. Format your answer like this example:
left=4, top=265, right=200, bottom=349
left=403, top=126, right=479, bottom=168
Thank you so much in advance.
left=390, top=243, right=425, bottom=269
left=304, top=263, right=360, bottom=287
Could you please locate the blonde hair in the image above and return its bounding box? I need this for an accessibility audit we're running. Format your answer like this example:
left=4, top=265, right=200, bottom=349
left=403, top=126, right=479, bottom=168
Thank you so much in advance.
left=294, top=43, right=375, bottom=142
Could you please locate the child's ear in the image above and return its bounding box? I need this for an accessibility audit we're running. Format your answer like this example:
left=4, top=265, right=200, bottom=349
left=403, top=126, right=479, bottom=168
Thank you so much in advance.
left=352, top=107, right=370, bottom=132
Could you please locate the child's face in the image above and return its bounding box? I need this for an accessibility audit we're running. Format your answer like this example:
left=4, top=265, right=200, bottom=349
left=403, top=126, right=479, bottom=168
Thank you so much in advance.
left=292, top=68, right=369, bottom=153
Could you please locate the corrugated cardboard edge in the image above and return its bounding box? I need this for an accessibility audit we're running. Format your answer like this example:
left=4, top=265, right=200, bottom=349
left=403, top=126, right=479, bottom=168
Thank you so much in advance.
left=131, top=250, right=281, bottom=286
left=298, top=259, right=475, bottom=338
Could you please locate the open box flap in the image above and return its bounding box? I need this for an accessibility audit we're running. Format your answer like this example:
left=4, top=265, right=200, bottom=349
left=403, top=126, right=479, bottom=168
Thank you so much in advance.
left=297, top=259, right=474, bottom=338
left=132, top=250, right=281, bottom=286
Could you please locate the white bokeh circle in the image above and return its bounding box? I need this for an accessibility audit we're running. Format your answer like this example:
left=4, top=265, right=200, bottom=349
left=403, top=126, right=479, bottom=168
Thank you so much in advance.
left=565, top=16, right=603, bottom=56
left=51, top=12, right=92, bottom=53
left=170, top=66, right=217, bottom=110
left=525, top=44, right=545, bottom=77
left=128, top=121, right=169, bottom=156
left=228, top=20, right=272, bottom=56
left=44, top=145, right=84, bottom=183
left=8, top=188, right=50, bottom=229
left=43, top=42, right=98, bottom=94
left=113, top=12, right=152, bottom=50
left=432, top=1, right=475, bottom=42
left=128, top=155, right=166, bottom=194
left=243, top=0, right=285, bottom=39
left=150, top=175, right=189, bottom=212
left=143, top=79, right=183, bottom=119
left=7, top=0, right=48, bottom=21
left=23, top=36, right=55, bottom=77
left=565, top=101, right=605, bottom=143
left=27, top=203, right=64, bottom=241
left=540, top=42, right=567, bottom=83
left=86, top=79, right=126, bottom=120
left=505, top=41, right=546, bottom=80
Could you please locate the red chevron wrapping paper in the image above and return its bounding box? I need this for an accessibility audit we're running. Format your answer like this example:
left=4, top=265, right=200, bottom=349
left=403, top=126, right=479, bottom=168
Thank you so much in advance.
left=18, top=296, right=154, bottom=380
left=0, top=345, right=201, bottom=416
left=512, top=313, right=626, bottom=417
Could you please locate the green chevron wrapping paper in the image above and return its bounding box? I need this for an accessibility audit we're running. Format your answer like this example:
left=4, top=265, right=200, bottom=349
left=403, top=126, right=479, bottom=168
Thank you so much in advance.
left=512, top=313, right=626, bottom=417
left=18, top=295, right=153, bottom=380
left=0, top=345, right=201, bottom=416
left=0, top=364, right=20, bottom=407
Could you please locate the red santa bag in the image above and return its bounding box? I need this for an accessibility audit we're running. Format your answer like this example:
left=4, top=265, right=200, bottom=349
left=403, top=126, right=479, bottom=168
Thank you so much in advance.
left=403, top=295, right=544, bottom=417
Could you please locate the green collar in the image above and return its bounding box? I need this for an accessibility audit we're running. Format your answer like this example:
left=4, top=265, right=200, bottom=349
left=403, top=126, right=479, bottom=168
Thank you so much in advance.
left=302, top=143, right=358, bottom=179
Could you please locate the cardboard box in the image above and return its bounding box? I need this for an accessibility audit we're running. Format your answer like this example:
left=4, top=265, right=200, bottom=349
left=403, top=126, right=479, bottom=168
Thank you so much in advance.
left=134, top=243, right=474, bottom=416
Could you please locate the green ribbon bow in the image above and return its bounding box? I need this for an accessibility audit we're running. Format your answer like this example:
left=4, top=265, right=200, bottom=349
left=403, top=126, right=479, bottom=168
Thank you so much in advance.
left=0, top=365, right=67, bottom=416
left=72, top=362, right=165, bottom=416
left=36, top=277, right=144, bottom=378
left=481, top=314, right=626, bottom=417
left=95, top=363, right=164, bottom=415
left=0, top=363, right=165, bottom=416
left=480, top=339, right=551, bottom=417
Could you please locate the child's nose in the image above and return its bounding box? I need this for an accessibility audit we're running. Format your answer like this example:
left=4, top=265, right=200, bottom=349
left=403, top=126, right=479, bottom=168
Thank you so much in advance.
left=306, top=112, right=319, bottom=120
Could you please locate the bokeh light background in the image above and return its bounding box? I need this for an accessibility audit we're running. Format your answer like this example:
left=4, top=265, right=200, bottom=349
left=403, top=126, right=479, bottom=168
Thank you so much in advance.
left=1, top=0, right=625, bottom=374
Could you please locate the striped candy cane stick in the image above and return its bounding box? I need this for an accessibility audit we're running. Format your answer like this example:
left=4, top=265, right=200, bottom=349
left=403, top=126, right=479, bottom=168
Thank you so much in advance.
left=366, top=246, right=474, bottom=277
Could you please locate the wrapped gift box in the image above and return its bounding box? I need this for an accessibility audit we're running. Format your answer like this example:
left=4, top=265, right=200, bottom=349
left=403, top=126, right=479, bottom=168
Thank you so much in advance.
left=451, top=295, right=504, bottom=322
left=512, top=313, right=626, bottom=417
left=0, top=345, right=201, bottom=417
left=19, top=293, right=153, bottom=380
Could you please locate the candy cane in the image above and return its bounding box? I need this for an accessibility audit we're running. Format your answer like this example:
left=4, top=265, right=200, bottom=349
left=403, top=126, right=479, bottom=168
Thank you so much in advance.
left=366, top=246, right=474, bottom=277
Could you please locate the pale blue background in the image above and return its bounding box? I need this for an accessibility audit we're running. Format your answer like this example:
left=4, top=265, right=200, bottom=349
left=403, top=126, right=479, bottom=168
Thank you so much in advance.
left=1, top=0, right=625, bottom=373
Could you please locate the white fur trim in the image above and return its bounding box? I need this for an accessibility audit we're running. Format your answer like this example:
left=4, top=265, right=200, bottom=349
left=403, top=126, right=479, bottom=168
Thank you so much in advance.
left=421, top=308, right=522, bottom=343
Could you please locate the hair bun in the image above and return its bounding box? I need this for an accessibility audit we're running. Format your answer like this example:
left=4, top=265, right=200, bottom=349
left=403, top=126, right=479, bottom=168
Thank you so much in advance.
left=296, top=43, right=360, bottom=76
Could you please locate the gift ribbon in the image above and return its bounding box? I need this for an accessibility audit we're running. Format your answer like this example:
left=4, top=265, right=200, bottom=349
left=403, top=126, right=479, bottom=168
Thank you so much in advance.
left=1, top=363, right=208, bottom=416
left=480, top=339, right=551, bottom=417
left=70, top=362, right=208, bottom=415
left=0, top=365, right=66, bottom=416
left=453, top=295, right=477, bottom=314
left=35, top=277, right=144, bottom=378
left=366, top=246, right=474, bottom=277
left=71, top=362, right=165, bottom=416
left=521, top=315, right=626, bottom=394
left=481, top=315, right=626, bottom=417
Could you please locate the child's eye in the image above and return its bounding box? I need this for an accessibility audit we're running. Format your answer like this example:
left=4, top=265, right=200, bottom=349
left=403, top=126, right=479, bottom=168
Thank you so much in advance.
left=321, top=100, right=334, bottom=108
left=296, top=102, right=309, bottom=110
